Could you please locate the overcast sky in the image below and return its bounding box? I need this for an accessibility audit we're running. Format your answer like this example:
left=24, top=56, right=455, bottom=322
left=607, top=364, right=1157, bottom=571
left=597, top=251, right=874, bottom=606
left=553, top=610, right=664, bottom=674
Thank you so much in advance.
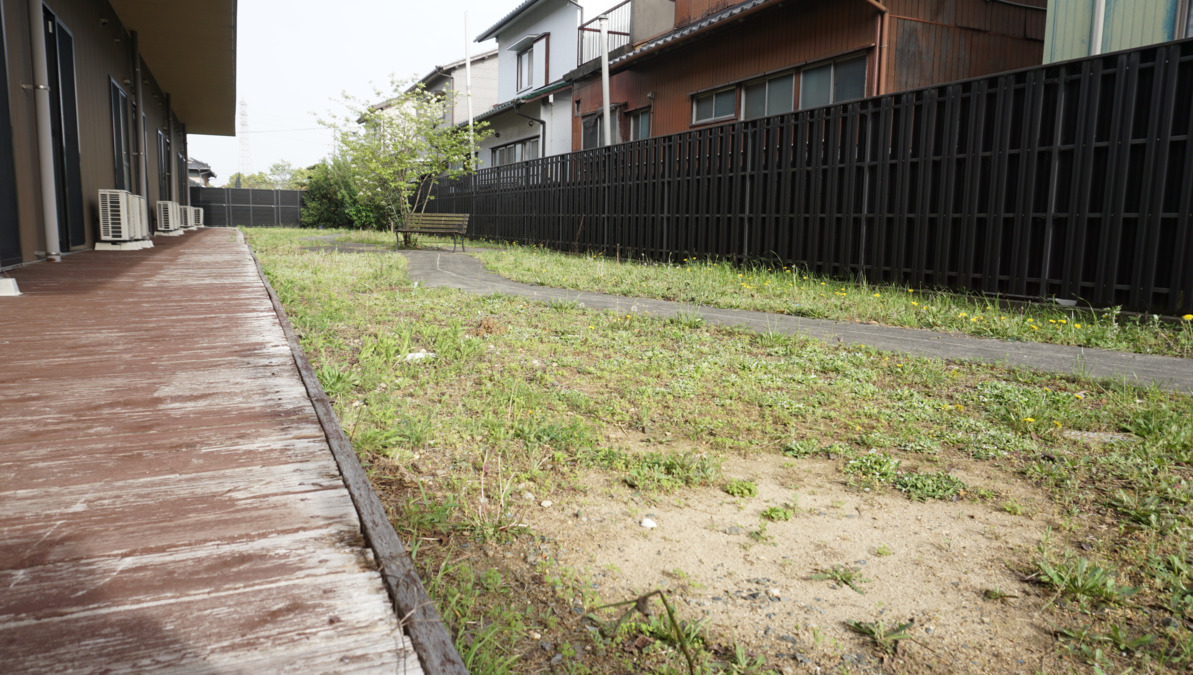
left=187, top=1, right=519, bottom=183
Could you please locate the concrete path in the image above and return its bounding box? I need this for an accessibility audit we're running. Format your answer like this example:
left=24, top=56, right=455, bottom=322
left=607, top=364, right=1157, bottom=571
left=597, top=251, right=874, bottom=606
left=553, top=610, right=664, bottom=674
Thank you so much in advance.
left=399, top=249, right=1193, bottom=393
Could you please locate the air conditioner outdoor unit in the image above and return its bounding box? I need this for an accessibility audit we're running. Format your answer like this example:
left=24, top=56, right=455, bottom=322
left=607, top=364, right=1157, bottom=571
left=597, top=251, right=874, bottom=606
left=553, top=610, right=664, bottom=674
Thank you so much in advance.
left=98, top=189, right=135, bottom=241
left=190, top=206, right=204, bottom=228
left=132, top=195, right=148, bottom=239
left=157, top=200, right=182, bottom=232
left=179, top=205, right=193, bottom=229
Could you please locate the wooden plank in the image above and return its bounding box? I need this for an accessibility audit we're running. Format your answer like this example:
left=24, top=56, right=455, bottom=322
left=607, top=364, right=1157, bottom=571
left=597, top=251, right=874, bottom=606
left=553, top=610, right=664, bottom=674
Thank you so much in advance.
left=0, top=231, right=422, bottom=674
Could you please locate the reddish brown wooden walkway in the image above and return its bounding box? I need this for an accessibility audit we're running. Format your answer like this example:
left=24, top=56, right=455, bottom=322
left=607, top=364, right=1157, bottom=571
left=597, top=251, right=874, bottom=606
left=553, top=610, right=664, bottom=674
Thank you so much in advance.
left=0, top=230, right=422, bottom=673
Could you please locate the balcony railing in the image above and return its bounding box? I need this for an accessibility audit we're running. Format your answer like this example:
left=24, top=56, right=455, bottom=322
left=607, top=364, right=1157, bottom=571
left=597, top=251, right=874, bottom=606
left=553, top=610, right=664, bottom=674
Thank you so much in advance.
left=578, top=0, right=632, bottom=66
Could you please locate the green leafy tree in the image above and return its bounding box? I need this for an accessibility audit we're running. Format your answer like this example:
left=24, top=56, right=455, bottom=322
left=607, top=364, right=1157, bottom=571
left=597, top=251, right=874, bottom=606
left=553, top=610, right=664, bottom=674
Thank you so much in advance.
left=300, top=157, right=384, bottom=230
left=222, top=171, right=272, bottom=189
left=323, top=78, right=488, bottom=233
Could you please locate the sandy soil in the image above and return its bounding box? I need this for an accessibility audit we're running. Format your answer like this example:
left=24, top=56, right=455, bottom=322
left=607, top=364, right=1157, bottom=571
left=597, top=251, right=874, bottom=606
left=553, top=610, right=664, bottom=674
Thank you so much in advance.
left=503, top=441, right=1067, bottom=673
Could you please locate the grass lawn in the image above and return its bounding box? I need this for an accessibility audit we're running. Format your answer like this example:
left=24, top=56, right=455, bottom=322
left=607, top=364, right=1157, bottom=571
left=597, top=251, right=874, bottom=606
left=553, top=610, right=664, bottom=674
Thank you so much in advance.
left=250, top=227, right=1193, bottom=674
left=472, top=243, right=1193, bottom=359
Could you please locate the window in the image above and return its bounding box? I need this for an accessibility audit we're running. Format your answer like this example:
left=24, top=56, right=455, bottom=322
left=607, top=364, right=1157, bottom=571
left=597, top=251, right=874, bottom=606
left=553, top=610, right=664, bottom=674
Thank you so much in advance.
left=628, top=109, right=651, bottom=141
left=492, top=137, right=540, bottom=166
left=742, top=73, right=795, bottom=120
left=517, top=48, right=534, bottom=92
left=692, top=88, right=735, bottom=124
left=1185, top=0, right=1193, bottom=38
left=110, top=80, right=131, bottom=191
left=516, top=35, right=549, bottom=93
left=799, top=55, right=867, bottom=109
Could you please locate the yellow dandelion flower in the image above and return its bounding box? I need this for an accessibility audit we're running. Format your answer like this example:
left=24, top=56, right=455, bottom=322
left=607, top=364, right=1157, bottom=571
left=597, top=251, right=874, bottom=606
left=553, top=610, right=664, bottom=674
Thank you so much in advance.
left=873, top=293, right=881, bottom=298
left=1049, top=319, right=1056, bottom=324
left=1053, top=421, right=1062, bottom=428
left=1059, top=319, right=1067, bottom=324
left=1030, top=325, right=1039, bottom=330
left=1183, top=314, right=1193, bottom=321
left=1075, top=324, right=1082, bottom=328
left=1074, top=393, right=1085, bottom=400
left=1027, top=318, right=1034, bottom=323
left=959, top=312, right=968, bottom=318
left=1022, top=417, right=1035, bottom=423
left=911, top=301, right=919, bottom=306
left=907, top=288, right=915, bottom=293
left=971, top=318, right=978, bottom=322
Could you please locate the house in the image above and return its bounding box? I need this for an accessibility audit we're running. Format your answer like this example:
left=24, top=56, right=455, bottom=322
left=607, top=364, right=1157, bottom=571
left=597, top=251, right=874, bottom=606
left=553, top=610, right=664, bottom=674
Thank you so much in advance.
left=0, top=0, right=235, bottom=268
left=567, top=0, right=1048, bottom=149
left=472, top=0, right=622, bottom=168
left=407, top=49, right=500, bottom=128
left=1044, top=0, right=1193, bottom=62
left=188, top=158, right=217, bottom=188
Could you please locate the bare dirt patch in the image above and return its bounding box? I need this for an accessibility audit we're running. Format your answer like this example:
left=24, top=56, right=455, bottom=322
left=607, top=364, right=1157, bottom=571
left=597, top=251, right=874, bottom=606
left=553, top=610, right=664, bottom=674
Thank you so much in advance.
left=516, top=445, right=1063, bottom=673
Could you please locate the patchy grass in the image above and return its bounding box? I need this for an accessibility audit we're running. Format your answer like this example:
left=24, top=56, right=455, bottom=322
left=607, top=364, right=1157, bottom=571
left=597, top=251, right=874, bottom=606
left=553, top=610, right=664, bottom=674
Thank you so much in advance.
left=249, top=228, right=1193, bottom=673
left=476, top=243, right=1193, bottom=357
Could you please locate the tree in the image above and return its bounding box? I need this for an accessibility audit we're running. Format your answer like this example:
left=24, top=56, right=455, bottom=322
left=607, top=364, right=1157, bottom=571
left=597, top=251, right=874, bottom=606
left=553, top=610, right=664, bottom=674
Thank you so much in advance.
left=300, top=157, right=384, bottom=230
left=222, top=171, right=271, bottom=189
left=323, top=78, right=488, bottom=233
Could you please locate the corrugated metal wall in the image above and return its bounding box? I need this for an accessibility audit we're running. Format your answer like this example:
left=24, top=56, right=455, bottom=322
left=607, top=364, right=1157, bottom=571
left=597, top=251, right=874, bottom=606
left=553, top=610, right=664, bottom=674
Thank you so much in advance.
left=1045, top=0, right=1183, bottom=63
left=576, top=0, right=1045, bottom=149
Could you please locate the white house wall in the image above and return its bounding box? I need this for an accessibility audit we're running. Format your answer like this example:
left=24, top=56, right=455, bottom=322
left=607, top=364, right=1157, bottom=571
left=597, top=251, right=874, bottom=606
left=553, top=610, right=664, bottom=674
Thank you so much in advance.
left=494, top=0, right=602, bottom=102
left=456, top=57, right=500, bottom=126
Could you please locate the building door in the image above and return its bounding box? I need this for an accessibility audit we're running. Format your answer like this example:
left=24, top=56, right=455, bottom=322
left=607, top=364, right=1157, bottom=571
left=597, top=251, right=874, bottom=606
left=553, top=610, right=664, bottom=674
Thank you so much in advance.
left=43, top=7, right=84, bottom=250
left=0, top=4, right=21, bottom=267
left=110, top=80, right=131, bottom=191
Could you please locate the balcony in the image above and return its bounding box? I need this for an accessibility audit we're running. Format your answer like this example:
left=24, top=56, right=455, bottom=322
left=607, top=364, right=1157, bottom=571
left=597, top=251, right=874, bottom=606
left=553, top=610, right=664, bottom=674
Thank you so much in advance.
left=578, top=0, right=674, bottom=67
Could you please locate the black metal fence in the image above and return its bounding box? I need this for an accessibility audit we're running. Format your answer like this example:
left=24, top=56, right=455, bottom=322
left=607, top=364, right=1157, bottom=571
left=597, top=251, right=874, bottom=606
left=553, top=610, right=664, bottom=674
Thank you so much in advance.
left=191, top=187, right=304, bottom=228
left=430, top=38, right=1193, bottom=315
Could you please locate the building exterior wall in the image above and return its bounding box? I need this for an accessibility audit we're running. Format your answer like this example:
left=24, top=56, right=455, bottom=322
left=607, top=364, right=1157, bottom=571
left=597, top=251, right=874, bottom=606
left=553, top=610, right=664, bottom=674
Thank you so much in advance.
left=1, top=0, right=196, bottom=266
left=493, top=0, right=583, bottom=103
left=475, top=90, right=572, bottom=169
left=452, top=54, right=499, bottom=125
left=1044, top=0, right=1188, bottom=63
left=572, top=0, right=1045, bottom=150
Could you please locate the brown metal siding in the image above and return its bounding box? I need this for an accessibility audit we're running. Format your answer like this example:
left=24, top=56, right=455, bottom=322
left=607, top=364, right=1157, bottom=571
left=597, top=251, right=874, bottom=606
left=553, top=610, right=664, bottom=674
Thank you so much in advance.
left=887, top=0, right=1046, bottom=92
left=574, top=0, right=876, bottom=146
left=1, top=0, right=194, bottom=262
left=575, top=0, right=1046, bottom=151
left=4, top=0, right=44, bottom=262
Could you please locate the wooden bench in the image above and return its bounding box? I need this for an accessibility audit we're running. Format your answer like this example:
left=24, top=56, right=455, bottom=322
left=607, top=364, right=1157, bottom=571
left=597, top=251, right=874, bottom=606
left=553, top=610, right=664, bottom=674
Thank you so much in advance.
left=396, top=213, right=470, bottom=252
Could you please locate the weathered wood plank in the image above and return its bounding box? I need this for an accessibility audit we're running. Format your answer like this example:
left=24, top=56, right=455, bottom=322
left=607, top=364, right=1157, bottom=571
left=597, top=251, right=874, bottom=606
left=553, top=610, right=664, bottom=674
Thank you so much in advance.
left=0, top=230, right=420, bottom=674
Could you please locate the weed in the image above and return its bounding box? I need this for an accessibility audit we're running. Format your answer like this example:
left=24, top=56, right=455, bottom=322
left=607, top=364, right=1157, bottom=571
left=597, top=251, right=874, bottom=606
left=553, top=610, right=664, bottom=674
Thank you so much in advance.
left=844, top=451, right=900, bottom=483
left=1034, top=553, right=1138, bottom=609
left=812, top=565, right=870, bottom=594
left=875, top=544, right=894, bottom=557
left=844, top=620, right=914, bottom=655
left=724, top=479, right=758, bottom=498
left=316, top=363, right=359, bottom=398
left=983, top=587, right=1018, bottom=602
left=760, top=506, right=793, bottom=522
left=894, top=471, right=969, bottom=501
left=668, top=310, right=706, bottom=329
left=584, top=447, right=721, bottom=492
left=1001, top=500, right=1025, bottom=516
left=781, top=439, right=819, bottom=458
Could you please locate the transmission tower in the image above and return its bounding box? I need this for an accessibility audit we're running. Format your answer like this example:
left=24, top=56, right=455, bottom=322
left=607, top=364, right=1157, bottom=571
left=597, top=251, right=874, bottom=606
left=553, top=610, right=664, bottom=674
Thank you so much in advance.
left=237, top=99, right=252, bottom=186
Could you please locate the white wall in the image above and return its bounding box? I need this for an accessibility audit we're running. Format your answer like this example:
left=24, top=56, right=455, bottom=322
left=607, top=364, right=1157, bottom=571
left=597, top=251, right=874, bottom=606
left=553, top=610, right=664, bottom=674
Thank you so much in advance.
left=494, top=0, right=587, bottom=102
left=453, top=56, right=500, bottom=124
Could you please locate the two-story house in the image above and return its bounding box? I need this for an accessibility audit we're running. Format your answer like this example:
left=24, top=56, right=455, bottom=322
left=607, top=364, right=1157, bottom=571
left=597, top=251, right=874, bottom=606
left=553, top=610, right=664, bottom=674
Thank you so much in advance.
left=472, top=0, right=621, bottom=168
left=406, top=49, right=500, bottom=129
left=567, top=0, right=1048, bottom=149
left=1044, top=0, right=1193, bottom=62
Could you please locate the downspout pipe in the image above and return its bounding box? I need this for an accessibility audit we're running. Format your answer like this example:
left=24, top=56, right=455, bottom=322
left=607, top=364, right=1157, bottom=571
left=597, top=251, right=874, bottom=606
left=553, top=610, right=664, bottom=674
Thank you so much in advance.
left=28, top=0, right=61, bottom=261
left=166, top=94, right=176, bottom=202
left=132, top=32, right=149, bottom=208
left=599, top=16, right=613, bottom=146
left=862, top=0, right=888, bottom=98
left=1090, top=0, right=1106, bottom=56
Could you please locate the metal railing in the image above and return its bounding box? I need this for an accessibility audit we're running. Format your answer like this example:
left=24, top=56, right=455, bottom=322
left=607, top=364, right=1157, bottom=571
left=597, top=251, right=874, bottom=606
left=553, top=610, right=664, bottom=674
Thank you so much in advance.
left=430, top=39, right=1193, bottom=315
left=578, top=0, right=632, bottom=66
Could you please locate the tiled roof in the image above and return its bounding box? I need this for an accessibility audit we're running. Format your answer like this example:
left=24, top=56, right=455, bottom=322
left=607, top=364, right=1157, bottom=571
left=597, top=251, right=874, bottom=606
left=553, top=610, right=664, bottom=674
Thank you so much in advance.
left=468, top=80, right=573, bottom=125
left=610, top=0, right=774, bottom=68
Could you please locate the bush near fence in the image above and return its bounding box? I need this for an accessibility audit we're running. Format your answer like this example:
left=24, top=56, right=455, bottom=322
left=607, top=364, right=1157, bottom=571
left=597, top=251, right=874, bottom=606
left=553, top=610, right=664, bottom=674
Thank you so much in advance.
left=430, top=39, right=1193, bottom=315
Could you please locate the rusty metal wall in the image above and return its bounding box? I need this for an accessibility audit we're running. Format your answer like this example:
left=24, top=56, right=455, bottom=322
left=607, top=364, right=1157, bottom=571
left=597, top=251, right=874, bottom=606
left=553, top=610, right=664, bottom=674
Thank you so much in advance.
left=575, top=0, right=1045, bottom=152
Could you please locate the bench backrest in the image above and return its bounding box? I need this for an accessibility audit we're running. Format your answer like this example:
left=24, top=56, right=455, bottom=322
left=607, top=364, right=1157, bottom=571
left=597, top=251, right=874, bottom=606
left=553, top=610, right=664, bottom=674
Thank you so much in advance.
left=405, top=213, right=469, bottom=230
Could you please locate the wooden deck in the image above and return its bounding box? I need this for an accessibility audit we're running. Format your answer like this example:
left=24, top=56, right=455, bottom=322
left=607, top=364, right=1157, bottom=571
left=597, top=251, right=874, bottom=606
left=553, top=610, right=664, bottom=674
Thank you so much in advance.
left=0, top=230, right=423, bottom=673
